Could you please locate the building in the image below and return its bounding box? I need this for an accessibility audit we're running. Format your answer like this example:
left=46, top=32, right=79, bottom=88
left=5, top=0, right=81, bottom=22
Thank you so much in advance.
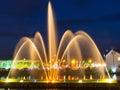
left=0, top=60, right=41, bottom=70
left=0, top=60, right=12, bottom=69
left=105, top=49, right=120, bottom=73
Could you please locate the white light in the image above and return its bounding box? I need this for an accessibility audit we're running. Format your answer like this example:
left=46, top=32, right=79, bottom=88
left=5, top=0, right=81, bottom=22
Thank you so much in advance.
left=112, top=74, right=117, bottom=80
left=104, top=64, right=106, bottom=66
left=93, top=64, right=106, bottom=67
left=65, top=65, right=68, bottom=68
left=33, top=79, right=36, bottom=83
left=53, top=64, right=58, bottom=69
left=112, top=67, right=116, bottom=73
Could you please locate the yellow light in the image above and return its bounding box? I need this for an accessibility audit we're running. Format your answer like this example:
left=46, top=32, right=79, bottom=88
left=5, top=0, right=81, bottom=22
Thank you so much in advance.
left=46, top=81, right=49, bottom=83
left=105, top=79, right=113, bottom=83
left=88, top=59, right=92, bottom=63
left=20, top=80, right=23, bottom=83
left=52, top=80, right=55, bottom=83
left=118, top=57, right=120, bottom=61
left=6, top=79, right=10, bottom=83
left=71, top=59, right=75, bottom=64
left=78, top=80, right=82, bottom=83
left=63, top=59, right=65, bottom=63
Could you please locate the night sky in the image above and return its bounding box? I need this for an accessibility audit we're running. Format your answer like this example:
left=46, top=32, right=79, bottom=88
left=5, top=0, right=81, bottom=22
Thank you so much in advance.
left=0, top=0, right=120, bottom=59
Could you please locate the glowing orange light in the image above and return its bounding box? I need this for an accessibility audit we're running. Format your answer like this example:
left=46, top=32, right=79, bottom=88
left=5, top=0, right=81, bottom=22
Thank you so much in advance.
left=88, top=59, right=92, bottom=63
left=71, top=59, right=76, bottom=64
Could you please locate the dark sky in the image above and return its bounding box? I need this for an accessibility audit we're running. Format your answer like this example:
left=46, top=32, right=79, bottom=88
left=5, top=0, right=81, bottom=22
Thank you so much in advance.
left=0, top=0, right=120, bottom=59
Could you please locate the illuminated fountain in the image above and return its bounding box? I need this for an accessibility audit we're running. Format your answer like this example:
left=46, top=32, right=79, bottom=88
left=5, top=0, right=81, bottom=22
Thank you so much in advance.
left=7, top=2, right=111, bottom=82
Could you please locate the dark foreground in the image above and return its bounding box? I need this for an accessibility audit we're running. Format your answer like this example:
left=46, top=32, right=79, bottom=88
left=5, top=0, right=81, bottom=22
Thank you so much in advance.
left=1, top=82, right=120, bottom=90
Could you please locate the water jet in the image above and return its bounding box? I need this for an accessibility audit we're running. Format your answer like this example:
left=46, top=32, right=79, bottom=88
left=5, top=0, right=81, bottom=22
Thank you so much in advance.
left=7, top=2, right=112, bottom=83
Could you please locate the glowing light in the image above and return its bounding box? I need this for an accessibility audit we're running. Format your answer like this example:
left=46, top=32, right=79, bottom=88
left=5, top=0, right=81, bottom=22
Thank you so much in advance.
left=71, top=59, right=76, bottom=64
left=52, top=80, right=55, bottom=83
left=62, top=59, right=65, bottom=63
left=47, top=67, right=50, bottom=70
left=7, top=1, right=111, bottom=81
left=20, top=80, right=23, bottom=83
left=65, top=65, right=68, bottom=68
left=105, top=79, right=113, bottom=83
left=78, top=80, right=82, bottom=83
left=6, top=79, right=10, bottom=83
left=90, top=75, right=93, bottom=80
left=33, top=79, right=36, bottom=83
left=53, top=64, right=58, bottom=69
left=92, top=64, right=106, bottom=67
left=63, top=75, right=66, bottom=80
left=88, top=59, right=92, bottom=63
left=118, top=57, right=120, bottom=61
left=47, top=80, right=55, bottom=84
left=64, top=80, right=66, bottom=82
left=111, top=67, right=116, bottom=73
left=112, top=74, right=117, bottom=80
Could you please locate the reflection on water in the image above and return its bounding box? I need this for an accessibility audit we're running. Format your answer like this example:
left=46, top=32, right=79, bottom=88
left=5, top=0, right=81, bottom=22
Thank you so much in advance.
left=1, top=74, right=120, bottom=90
left=0, top=89, right=59, bottom=90
left=4, top=88, right=116, bottom=90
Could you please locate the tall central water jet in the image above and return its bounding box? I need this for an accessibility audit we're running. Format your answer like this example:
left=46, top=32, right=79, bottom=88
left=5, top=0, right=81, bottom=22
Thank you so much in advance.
left=48, top=2, right=57, bottom=80
left=48, top=2, right=57, bottom=60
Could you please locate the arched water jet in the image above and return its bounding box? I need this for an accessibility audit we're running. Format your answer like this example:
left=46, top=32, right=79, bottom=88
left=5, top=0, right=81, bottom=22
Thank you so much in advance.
left=33, top=32, right=47, bottom=64
left=75, top=31, right=110, bottom=78
left=8, top=38, right=48, bottom=80
left=53, top=30, right=82, bottom=79
left=13, top=37, right=28, bottom=58
left=58, top=31, right=110, bottom=79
